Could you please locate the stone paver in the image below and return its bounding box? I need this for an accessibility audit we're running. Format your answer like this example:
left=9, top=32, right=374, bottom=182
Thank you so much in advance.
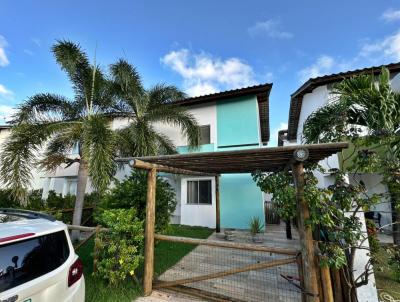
left=157, top=224, right=302, bottom=302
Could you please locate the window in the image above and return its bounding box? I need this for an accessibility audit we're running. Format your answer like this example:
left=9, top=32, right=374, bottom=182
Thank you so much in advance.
left=0, top=231, right=70, bottom=292
left=64, top=178, right=77, bottom=196
left=187, top=180, right=212, bottom=204
left=200, top=125, right=211, bottom=145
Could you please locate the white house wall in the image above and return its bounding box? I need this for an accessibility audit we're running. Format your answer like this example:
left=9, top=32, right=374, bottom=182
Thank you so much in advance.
left=180, top=176, right=216, bottom=228
left=296, top=85, right=330, bottom=144
left=153, top=102, right=217, bottom=147
left=351, top=173, right=392, bottom=230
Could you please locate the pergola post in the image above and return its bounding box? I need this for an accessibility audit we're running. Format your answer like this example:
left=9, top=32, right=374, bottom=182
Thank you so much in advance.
left=215, top=175, right=221, bottom=233
left=143, top=168, right=157, bottom=296
left=292, top=162, right=320, bottom=302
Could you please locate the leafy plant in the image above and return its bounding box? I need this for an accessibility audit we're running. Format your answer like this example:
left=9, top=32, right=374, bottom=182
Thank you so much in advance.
left=249, top=216, right=264, bottom=235
left=98, top=170, right=177, bottom=232
left=303, top=67, right=400, bottom=244
left=387, top=246, right=400, bottom=282
left=94, top=208, right=144, bottom=285
left=253, top=167, right=380, bottom=299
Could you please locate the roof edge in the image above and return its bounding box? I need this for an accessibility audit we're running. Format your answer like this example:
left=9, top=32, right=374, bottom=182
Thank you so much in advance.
left=173, top=83, right=273, bottom=106
left=288, top=62, right=400, bottom=140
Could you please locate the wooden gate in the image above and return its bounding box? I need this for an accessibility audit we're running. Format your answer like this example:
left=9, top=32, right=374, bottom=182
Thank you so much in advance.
left=152, top=234, right=303, bottom=302
left=265, top=200, right=280, bottom=224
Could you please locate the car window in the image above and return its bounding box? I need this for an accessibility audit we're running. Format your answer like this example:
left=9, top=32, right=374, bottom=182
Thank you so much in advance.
left=0, top=230, right=70, bottom=292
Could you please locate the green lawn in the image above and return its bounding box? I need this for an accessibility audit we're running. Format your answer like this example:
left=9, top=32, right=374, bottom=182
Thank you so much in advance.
left=77, top=224, right=213, bottom=302
left=374, top=247, right=400, bottom=301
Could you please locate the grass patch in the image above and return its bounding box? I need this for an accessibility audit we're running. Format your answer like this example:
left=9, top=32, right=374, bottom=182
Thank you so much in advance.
left=77, top=224, right=213, bottom=302
left=154, top=224, right=214, bottom=276
left=374, top=246, right=400, bottom=300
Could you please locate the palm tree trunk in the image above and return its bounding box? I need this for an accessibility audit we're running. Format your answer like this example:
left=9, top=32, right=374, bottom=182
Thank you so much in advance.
left=71, top=159, right=88, bottom=242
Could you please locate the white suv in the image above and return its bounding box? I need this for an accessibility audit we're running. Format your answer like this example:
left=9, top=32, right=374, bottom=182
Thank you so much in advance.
left=0, top=209, right=85, bottom=302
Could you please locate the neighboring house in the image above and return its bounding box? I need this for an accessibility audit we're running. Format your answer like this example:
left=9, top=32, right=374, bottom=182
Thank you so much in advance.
left=281, top=63, right=400, bottom=302
left=285, top=62, right=400, bottom=231
left=41, top=84, right=272, bottom=230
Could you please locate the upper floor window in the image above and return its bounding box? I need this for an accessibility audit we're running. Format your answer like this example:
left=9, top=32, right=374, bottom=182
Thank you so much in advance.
left=187, top=179, right=212, bottom=204
left=200, top=125, right=211, bottom=145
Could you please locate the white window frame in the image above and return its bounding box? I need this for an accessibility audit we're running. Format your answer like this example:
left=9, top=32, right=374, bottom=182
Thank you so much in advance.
left=183, top=177, right=214, bottom=206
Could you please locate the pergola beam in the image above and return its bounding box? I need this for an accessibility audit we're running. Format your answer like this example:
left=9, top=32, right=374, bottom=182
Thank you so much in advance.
left=126, top=158, right=217, bottom=177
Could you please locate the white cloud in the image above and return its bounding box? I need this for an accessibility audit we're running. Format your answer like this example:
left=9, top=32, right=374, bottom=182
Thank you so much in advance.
left=248, top=19, right=293, bottom=39
left=0, top=84, right=13, bottom=99
left=161, top=49, right=259, bottom=96
left=298, top=55, right=335, bottom=82
left=360, top=31, right=400, bottom=62
left=0, top=35, right=9, bottom=67
left=381, top=9, right=400, bottom=22
left=270, top=122, right=288, bottom=146
left=297, top=31, right=400, bottom=82
left=0, top=105, right=16, bottom=122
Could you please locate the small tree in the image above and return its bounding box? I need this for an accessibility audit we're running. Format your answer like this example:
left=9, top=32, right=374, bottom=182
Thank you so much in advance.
left=253, top=165, right=380, bottom=301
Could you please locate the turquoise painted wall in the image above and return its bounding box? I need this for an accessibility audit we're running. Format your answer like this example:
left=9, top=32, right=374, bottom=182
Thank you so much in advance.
left=216, top=96, right=264, bottom=230
left=177, top=143, right=214, bottom=154
left=217, top=95, right=259, bottom=147
left=220, top=173, right=264, bottom=229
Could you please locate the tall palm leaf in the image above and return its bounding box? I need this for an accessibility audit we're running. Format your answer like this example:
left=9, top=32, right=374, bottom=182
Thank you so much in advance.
left=110, top=59, right=200, bottom=157
left=0, top=40, right=117, bottom=241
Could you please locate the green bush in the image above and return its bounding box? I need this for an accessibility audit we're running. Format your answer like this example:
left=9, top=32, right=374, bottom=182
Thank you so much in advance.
left=99, top=170, right=177, bottom=232
left=0, top=189, right=19, bottom=208
left=0, top=188, right=99, bottom=225
left=94, top=208, right=144, bottom=285
left=388, top=246, right=400, bottom=282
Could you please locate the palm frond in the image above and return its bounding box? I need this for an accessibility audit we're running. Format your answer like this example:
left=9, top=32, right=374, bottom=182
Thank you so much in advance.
left=154, top=132, right=177, bottom=155
left=10, top=93, right=76, bottom=124
left=110, top=59, right=144, bottom=113
left=38, top=123, right=83, bottom=171
left=52, top=40, right=92, bottom=101
left=0, top=124, right=49, bottom=201
left=146, top=104, right=200, bottom=148
left=147, top=84, right=187, bottom=106
left=303, top=101, right=349, bottom=143
left=82, top=115, right=116, bottom=193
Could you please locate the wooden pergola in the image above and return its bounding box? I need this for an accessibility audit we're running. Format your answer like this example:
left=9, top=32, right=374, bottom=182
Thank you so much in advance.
left=122, top=142, right=348, bottom=302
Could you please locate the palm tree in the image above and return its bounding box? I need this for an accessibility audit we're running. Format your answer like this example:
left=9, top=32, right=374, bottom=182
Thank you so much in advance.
left=110, top=59, right=200, bottom=157
left=0, top=40, right=117, bottom=241
left=303, top=67, right=400, bottom=244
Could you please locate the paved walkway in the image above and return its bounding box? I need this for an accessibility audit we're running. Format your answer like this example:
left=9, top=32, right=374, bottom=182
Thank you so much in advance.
left=134, top=290, right=205, bottom=302
left=156, top=224, right=302, bottom=302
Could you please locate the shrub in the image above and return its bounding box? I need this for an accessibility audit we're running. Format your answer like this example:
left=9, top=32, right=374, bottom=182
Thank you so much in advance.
left=0, top=189, right=19, bottom=208
left=388, top=246, right=400, bottom=282
left=94, top=208, right=144, bottom=285
left=99, top=170, right=177, bottom=232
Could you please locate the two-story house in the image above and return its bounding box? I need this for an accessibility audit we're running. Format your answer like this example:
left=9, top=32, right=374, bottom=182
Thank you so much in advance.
left=41, top=83, right=272, bottom=230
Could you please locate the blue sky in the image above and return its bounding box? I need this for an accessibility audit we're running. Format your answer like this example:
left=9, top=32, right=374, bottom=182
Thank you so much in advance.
left=1, top=1, right=400, bottom=145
